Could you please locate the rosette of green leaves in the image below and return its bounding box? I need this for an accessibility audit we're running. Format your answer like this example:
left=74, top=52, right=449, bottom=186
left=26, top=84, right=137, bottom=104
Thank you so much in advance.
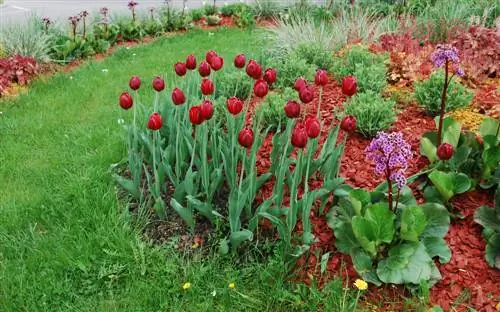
left=474, top=186, right=500, bottom=269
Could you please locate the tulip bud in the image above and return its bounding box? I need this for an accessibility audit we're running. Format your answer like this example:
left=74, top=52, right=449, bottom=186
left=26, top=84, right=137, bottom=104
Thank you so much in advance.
left=174, top=62, right=187, bottom=76
left=342, top=76, right=357, bottom=97
left=189, top=105, right=204, bottom=125
left=152, top=76, right=165, bottom=92
left=205, top=50, right=217, bottom=64
left=129, top=76, right=141, bottom=90
left=201, top=78, right=215, bottom=96
left=305, top=115, right=320, bottom=138
left=315, top=69, right=328, bottom=86
left=263, top=68, right=277, bottom=85
left=253, top=79, right=269, bottom=98
left=201, top=100, right=214, bottom=120
left=238, top=128, right=254, bottom=148
left=171, top=88, right=186, bottom=105
left=246, top=60, right=262, bottom=80
left=284, top=100, right=300, bottom=118
left=226, top=96, right=243, bottom=115
left=210, top=56, right=224, bottom=71
left=198, top=61, right=211, bottom=77
left=437, top=143, right=454, bottom=160
left=119, top=92, right=133, bottom=110
left=299, top=85, right=314, bottom=104
left=291, top=123, right=308, bottom=148
left=340, top=115, right=356, bottom=133
left=234, top=53, right=246, bottom=69
left=186, top=54, right=197, bottom=70
left=147, top=112, right=163, bottom=131
left=294, top=77, right=307, bottom=92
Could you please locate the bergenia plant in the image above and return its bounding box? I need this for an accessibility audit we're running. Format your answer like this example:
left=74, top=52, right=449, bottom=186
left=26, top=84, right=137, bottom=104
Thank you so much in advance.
left=68, top=15, right=80, bottom=40
left=79, top=11, right=89, bottom=39
left=430, top=44, right=464, bottom=146
left=365, top=131, right=412, bottom=211
left=41, top=17, right=51, bottom=34
left=128, top=1, right=139, bottom=21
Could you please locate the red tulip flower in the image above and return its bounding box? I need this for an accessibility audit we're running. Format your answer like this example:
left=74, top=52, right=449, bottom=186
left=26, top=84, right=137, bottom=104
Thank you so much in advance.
left=340, top=115, right=356, bottom=133
left=171, top=88, right=186, bottom=105
left=342, top=76, right=357, bottom=97
left=437, top=143, right=454, bottom=160
left=186, top=54, right=197, bottom=70
left=206, top=50, right=217, bottom=64
left=253, top=79, right=269, bottom=98
left=291, top=123, right=308, bottom=149
left=119, top=92, right=133, bottom=110
left=210, top=56, right=224, bottom=71
left=305, top=115, right=320, bottom=138
left=201, top=100, right=214, bottom=120
left=152, top=76, right=165, bottom=92
left=129, top=76, right=141, bottom=90
left=201, top=78, right=215, bottom=96
left=189, top=105, right=204, bottom=125
left=238, top=128, right=254, bottom=148
left=174, top=62, right=187, bottom=76
left=226, top=96, right=243, bottom=115
left=284, top=100, right=300, bottom=118
left=198, top=61, right=211, bottom=77
left=263, top=68, right=277, bottom=85
left=315, top=69, right=328, bottom=86
left=294, top=77, right=307, bottom=92
left=246, top=60, right=262, bottom=80
left=234, top=53, right=246, bottom=69
left=299, top=85, right=314, bottom=104
left=147, top=112, right=163, bottom=131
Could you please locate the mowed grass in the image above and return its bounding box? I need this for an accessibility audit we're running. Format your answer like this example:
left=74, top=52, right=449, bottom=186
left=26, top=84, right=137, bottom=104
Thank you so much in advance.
left=0, top=28, right=294, bottom=312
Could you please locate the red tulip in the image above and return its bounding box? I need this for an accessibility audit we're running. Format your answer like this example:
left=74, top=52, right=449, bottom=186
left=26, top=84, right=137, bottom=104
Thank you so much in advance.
left=340, top=115, right=356, bottom=133
left=263, top=68, right=277, bottom=85
left=437, top=143, right=454, bottom=160
left=342, top=76, right=357, bottom=97
left=253, top=79, right=269, bottom=98
left=186, top=54, right=197, bottom=70
left=189, top=105, right=204, bottom=125
left=205, top=50, right=217, bottom=64
left=198, top=61, right=211, bottom=77
left=234, top=53, right=246, bottom=68
left=299, top=85, right=314, bottom=104
left=226, top=96, right=243, bottom=115
left=246, top=60, right=262, bottom=79
left=171, top=88, right=186, bottom=105
left=291, top=123, right=308, bottom=148
left=201, top=100, right=214, bottom=120
left=210, top=56, right=224, bottom=71
left=129, top=76, right=141, bottom=90
left=294, top=77, right=307, bottom=92
left=238, top=128, right=254, bottom=148
left=201, top=78, right=214, bottom=95
left=305, top=115, right=320, bottom=138
left=284, top=100, right=300, bottom=118
left=174, top=62, right=187, bottom=76
left=152, top=76, right=165, bottom=92
left=147, top=112, right=163, bottom=131
left=119, top=92, right=133, bottom=110
left=315, top=69, right=328, bottom=86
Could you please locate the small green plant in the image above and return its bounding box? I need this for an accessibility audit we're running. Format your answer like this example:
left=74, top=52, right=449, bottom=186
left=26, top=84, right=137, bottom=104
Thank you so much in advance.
left=190, top=8, right=204, bottom=21
left=220, top=3, right=248, bottom=17
left=257, top=88, right=298, bottom=131
left=117, top=21, right=144, bottom=41
left=293, top=43, right=334, bottom=70
left=214, top=70, right=252, bottom=100
left=206, top=14, right=222, bottom=26
left=273, top=54, right=316, bottom=89
left=332, top=45, right=388, bottom=93
left=414, top=70, right=473, bottom=116
left=474, top=185, right=500, bottom=269
left=234, top=6, right=256, bottom=29
left=203, top=4, right=218, bottom=16
left=344, top=91, right=396, bottom=138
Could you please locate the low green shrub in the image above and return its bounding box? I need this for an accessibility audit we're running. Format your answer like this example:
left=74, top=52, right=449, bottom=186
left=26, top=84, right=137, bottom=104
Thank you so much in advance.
left=203, top=4, right=218, bottom=16
left=220, top=3, right=249, bottom=17
left=143, top=20, right=164, bottom=37
left=117, top=21, right=144, bottom=41
left=257, top=88, right=298, bottom=131
left=215, top=70, right=252, bottom=100
left=293, top=43, right=334, bottom=71
left=414, top=70, right=473, bottom=116
left=332, top=45, right=388, bottom=93
left=206, top=15, right=222, bottom=26
left=190, top=8, right=204, bottom=21
left=274, top=54, right=316, bottom=89
left=344, top=91, right=396, bottom=137
left=234, top=6, right=256, bottom=29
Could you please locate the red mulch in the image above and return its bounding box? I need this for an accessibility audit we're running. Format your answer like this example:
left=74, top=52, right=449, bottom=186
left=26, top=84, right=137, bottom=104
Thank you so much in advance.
left=250, top=78, right=499, bottom=310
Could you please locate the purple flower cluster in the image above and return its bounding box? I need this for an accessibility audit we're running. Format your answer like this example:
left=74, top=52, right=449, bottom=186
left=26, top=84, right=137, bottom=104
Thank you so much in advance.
left=100, top=7, right=109, bottom=15
left=42, top=17, right=51, bottom=25
left=430, top=44, right=465, bottom=77
left=365, top=132, right=412, bottom=189
left=128, top=1, right=139, bottom=9
left=79, top=10, right=89, bottom=18
left=68, top=15, right=80, bottom=25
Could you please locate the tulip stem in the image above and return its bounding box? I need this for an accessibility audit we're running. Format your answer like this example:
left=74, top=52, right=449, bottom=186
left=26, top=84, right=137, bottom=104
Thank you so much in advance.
left=316, top=87, right=323, bottom=119
left=189, top=129, right=197, bottom=171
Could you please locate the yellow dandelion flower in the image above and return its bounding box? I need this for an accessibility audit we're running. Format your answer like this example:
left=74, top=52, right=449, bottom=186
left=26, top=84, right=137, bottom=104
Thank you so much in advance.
left=353, top=279, right=368, bottom=290
left=191, top=243, right=199, bottom=249
left=228, top=283, right=236, bottom=289
left=182, top=282, right=191, bottom=290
